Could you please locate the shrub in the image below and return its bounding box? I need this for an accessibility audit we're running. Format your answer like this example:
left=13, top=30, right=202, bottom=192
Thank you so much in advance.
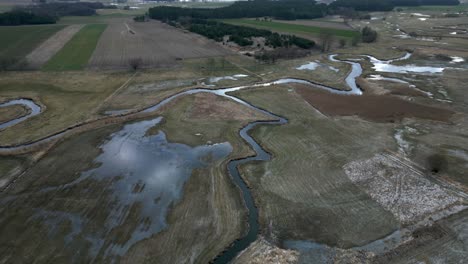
left=426, top=153, right=448, bottom=174
left=339, top=38, right=346, bottom=48
left=361, top=26, right=377, bottom=43
left=129, top=58, right=143, bottom=71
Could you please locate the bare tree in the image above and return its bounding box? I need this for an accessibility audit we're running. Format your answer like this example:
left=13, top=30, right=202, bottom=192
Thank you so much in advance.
left=129, top=58, right=143, bottom=71
left=339, top=38, right=346, bottom=48
left=319, top=31, right=334, bottom=53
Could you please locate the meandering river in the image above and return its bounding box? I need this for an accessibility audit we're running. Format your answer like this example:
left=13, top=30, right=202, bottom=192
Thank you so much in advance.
left=0, top=99, right=41, bottom=130
left=1, top=52, right=429, bottom=262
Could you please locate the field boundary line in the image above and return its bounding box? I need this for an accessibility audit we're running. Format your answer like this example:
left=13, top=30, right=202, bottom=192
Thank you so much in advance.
left=91, top=72, right=137, bottom=115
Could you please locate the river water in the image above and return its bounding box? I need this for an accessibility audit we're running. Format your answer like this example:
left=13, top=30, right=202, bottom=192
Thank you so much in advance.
left=0, top=99, right=41, bottom=130
left=0, top=52, right=446, bottom=262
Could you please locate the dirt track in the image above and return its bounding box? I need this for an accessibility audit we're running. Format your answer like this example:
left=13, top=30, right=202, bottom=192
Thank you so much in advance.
left=25, top=25, right=83, bottom=69
left=88, top=19, right=232, bottom=70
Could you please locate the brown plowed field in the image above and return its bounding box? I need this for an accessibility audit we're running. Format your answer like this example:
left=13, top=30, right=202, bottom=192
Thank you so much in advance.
left=88, top=19, right=232, bottom=70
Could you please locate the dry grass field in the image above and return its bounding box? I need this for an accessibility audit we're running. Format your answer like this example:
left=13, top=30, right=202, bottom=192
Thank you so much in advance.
left=0, top=71, right=132, bottom=145
left=233, top=85, right=400, bottom=247
left=0, top=93, right=272, bottom=263
left=0, top=104, right=29, bottom=124
left=88, top=19, right=232, bottom=70
left=0, top=4, right=467, bottom=264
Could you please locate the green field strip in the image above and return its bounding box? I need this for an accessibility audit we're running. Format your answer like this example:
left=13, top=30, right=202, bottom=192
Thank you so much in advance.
left=0, top=25, right=64, bottom=59
left=42, top=24, right=107, bottom=71
left=221, top=19, right=359, bottom=38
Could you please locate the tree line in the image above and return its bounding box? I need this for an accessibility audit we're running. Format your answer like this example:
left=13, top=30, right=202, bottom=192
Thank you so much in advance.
left=0, top=2, right=115, bottom=26
left=0, top=10, right=57, bottom=26
left=149, top=0, right=460, bottom=22
left=149, top=0, right=328, bottom=21
left=389, top=0, right=459, bottom=6
left=179, top=19, right=315, bottom=49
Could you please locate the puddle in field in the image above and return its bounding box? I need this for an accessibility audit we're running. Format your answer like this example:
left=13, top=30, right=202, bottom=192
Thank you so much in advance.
left=32, top=117, right=232, bottom=259
left=412, top=13, right=430, bottom=17
left=368, top=74, right=410, bottom=84
left=296, top=61, right=340, bottom=72
left=296, top=62, right=320, bottom=70
left=285, top=229, right=403, bottom=264
left=451, top=56, right=465, bottom=63
left=448, top=149, right=468, bottom=168
left=209, top=74, right=248, bottom=83
left=30, top=209, right=84, bottom=245
left=284, top=240, right=336, bottom=264
left=367, top=75, right=433, bottom=97
left=365, top=53, right=445, bottom=74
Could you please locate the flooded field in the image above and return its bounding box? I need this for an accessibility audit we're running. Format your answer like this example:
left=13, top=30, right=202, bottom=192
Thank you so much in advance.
left=0, top=4, right=467, bottom=263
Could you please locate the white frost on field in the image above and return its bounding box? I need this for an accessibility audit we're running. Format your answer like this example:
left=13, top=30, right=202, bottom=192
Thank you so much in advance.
left=209, top=74, right=248, bottom=83
left=394, top=129, right=410, bottom=156
left=450, top=56, right=465, bottom=63
left=343, top=154, right=459, bottom=223
left=296, top=62, right=320, bottom=70
left=412, top=13, right=430, bottom=17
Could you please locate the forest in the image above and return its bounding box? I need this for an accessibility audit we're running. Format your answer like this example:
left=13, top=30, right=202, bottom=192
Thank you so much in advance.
left=149, top=0, right=460, bottom=22
left=179, top=19, right=315, bottom=49
left=0, top=2, right=114, bottom=26
left=0, top=11, right=56, bottom=25
left=149, top=0, right=328, bottom=21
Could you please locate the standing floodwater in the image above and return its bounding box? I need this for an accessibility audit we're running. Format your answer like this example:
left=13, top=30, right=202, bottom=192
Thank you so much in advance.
left=0, top=54, right=368, bottom=262
left=27, top=117, right=233, bottom=260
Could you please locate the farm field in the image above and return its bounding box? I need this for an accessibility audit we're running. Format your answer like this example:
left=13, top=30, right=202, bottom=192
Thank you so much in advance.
left=0, top=93, right=268, bottom=263
left=222, top=19, right=359, bottom=39
left=43, top=24, right=107, bottom=71
left=25, top=25, right=84, bottom=69
left=0, top=71, right=131, bottom=145
left=88, top=19, right=232, bottom=70
left=0, top=25, right=64, bottom=61
left=0, top=2, right=468, bottom=264
left=233, top=85, right=399, bottom=247
left=57, top=14, right=128, bottom=25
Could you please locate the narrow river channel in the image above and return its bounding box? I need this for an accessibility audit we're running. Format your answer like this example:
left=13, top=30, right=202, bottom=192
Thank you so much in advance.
left=1, top=53, right=422, bottom=262
left=0, top=99, right=41, bottom=130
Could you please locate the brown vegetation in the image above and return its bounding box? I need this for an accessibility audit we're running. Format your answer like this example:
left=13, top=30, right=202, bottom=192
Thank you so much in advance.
left=188, top=93, right=270, bottom=121
left=295, top=85, right=454, bottom=123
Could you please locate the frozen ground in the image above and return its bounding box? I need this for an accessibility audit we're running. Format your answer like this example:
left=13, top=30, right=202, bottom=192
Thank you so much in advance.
left=343, top=153, right=460, bottom=223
